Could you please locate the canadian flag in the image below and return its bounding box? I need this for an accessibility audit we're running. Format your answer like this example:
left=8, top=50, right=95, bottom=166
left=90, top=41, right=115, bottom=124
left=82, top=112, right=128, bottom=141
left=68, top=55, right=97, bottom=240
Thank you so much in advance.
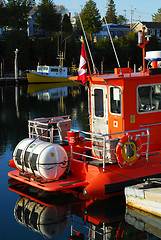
left=78, top=42, right=88, bottom=84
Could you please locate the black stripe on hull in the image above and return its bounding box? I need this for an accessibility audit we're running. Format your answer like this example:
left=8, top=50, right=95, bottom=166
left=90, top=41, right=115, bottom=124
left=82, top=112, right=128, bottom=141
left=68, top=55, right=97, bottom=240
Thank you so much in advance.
left=105, top=173, right=161, bottom=195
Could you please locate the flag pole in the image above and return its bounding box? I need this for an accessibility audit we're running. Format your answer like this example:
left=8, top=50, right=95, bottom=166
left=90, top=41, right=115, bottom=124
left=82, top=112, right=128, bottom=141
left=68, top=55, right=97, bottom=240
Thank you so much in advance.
left=83, top=40, right=92, bottom=76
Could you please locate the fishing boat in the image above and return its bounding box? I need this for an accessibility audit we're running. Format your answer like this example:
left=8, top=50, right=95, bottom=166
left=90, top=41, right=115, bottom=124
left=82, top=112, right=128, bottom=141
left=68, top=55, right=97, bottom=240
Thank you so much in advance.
left=26, top=52, right=78, bottom=83
left=8, top=28, right=161, bottom=200
left=27, top=65, right=70, bottom=83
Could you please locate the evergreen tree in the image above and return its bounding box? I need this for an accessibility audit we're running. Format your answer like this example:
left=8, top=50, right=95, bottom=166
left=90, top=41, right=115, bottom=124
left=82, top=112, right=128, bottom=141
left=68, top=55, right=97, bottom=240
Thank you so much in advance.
left=78, top=0, right=102, bottom=40
left=62, top=13, right=73, bottom=38
left=36, top=0, right=61, bottom=35
left=105, top=0, right=117, bottom=24
left=1, top=0, right=28, bottom=31
left=152, top=8, right=161, bottom=22
left=117, top=15, right=127, bottom=25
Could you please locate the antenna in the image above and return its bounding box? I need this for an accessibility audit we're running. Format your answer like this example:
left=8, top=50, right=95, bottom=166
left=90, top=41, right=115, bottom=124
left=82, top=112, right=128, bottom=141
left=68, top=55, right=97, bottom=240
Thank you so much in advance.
left=74, top=0, right=97, bottom=74
left=98, top=0, right=122, bottom=75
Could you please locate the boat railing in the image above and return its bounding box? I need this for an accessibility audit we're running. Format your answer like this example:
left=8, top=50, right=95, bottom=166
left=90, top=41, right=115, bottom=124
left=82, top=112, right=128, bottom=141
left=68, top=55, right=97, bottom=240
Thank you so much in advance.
left=70, top=128, right=150, bottom=171
left=28, top=115, right=72, bottom=143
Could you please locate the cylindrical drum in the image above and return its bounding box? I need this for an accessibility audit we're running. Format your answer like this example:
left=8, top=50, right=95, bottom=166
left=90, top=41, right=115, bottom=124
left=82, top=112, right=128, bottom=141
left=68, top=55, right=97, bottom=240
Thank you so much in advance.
left=67, top=131, right=79, bottom=146
left=13, top=138, right=68, bottom=180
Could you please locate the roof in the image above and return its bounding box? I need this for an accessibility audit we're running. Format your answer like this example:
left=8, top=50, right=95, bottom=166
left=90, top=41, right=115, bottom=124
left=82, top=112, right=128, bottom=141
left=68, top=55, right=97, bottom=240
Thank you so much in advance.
left=29, top=6, right=38, bottom=17
left=133, top=21, right=161, bottom=29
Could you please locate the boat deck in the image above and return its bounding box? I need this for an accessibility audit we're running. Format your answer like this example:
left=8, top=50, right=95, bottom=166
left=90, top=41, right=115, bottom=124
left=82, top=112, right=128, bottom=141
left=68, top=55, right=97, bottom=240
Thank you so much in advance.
left=8, top=170, right=88, bottom=192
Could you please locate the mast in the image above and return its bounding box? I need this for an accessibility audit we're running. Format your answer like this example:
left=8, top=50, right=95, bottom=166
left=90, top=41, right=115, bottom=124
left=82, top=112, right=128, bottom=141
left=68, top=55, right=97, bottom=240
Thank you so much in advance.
left=138, top=27, right=150, bottom=73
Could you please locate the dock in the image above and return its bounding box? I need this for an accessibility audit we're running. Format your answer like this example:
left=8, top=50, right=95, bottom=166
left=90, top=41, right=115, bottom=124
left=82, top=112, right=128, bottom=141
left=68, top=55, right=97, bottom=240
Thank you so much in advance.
left=0, top=76, right=27, bottom=86
left=125, top=179, right=161, bottom=217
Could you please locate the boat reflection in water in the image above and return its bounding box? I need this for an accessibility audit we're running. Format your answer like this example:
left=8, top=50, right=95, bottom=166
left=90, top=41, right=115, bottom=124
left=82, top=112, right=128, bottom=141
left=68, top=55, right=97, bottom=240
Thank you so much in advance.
left=125, top=205, right=161, bottom=239
left=8, top=179, right=126, bottom=239
left=14, top=197, right=68, bottom=239
left=27, top=82, right=81, bottom=101
left=9, top=179, right=161, bottom=239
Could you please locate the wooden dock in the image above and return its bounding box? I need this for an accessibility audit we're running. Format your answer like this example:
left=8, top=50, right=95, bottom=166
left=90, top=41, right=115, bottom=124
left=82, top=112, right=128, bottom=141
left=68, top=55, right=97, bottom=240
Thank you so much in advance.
left=0, top=77, right=28, bottom=85
left=125, top=179, right=161, bottom=217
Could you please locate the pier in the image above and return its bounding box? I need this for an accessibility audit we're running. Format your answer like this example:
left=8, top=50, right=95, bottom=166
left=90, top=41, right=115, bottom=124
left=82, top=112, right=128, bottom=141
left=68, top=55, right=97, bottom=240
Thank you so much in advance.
left=0, top=76, right=27, bottom=86
left=125, top=179, right=161, bottom=217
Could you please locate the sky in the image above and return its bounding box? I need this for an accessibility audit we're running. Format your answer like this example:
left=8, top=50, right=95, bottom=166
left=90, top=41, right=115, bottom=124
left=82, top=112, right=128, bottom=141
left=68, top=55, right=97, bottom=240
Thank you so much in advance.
left=37, top=0, right=161, bottom=23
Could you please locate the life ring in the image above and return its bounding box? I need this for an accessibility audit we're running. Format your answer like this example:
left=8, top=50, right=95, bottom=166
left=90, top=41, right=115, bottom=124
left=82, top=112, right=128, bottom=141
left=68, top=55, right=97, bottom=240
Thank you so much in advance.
left=116, top=133, right=142, bottom=166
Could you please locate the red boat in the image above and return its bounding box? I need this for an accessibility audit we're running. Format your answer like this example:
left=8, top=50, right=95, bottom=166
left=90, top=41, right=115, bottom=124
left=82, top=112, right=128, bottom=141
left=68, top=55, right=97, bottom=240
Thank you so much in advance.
left=8, top=28, right=161, bottom=200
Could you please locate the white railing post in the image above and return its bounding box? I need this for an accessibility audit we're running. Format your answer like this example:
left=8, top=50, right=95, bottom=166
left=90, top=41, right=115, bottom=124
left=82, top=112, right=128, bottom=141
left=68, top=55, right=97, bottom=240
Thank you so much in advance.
left=103, top=135, right=106, bottom=172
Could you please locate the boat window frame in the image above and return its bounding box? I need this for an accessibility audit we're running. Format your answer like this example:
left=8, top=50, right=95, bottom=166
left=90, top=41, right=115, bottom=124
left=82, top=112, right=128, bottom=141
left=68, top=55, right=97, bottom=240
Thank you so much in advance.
left=94, top=88, right=105, bottom=118
left=137, top=83, right=161, bottom=114
left=109, top=86, right=122, bottom=115
left=51, top=68, right=59, bottom=72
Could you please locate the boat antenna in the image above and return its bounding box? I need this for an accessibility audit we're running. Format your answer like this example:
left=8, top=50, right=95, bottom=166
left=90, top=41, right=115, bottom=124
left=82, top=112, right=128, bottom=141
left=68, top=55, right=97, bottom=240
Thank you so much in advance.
left=74, top=0, right=97, bottom=74
left=98, top=0, right=122, bottom=75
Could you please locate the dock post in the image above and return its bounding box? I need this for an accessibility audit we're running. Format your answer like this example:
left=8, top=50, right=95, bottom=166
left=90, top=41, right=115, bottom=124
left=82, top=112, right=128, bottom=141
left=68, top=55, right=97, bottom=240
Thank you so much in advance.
left=1, top=63, right=3, bottom=79
left=1, top=58, right=4, bottom=78
left=14, top=49, right=19, bottom=80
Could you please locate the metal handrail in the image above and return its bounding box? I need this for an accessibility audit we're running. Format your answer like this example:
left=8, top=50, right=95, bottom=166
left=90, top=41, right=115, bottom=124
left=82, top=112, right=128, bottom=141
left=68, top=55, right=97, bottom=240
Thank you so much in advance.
left=70, top=127, right=150, bottom=171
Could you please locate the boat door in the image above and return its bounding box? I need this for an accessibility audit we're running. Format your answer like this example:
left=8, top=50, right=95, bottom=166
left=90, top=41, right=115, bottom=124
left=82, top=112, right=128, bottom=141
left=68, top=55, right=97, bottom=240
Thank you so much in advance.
left=91, top=85, right=108, bottom=135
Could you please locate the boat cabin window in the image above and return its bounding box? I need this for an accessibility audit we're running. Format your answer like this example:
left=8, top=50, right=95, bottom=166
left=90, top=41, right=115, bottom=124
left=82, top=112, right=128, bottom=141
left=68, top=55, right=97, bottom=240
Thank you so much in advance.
left=138, top=84, right=161, bottom=112
left=94, top=89, right=104, bottom=117
left=37, top=66, right=49, bottom=72
left=51, top=68, right=58, bottom=72
left=110, top=87, right=121, bottom=114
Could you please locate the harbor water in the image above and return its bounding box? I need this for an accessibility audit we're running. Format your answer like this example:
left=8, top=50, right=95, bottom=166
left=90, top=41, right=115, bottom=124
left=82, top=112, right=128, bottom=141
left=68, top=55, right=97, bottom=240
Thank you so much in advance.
left=1, top=82, right=161, bottom=240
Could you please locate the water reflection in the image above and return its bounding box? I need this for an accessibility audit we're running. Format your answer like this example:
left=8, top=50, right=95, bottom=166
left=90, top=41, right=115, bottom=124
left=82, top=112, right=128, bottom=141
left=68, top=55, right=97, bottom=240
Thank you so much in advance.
left=0, top=82, right=88, bottom=154
left=8, top=179, right=126, bottom=239
left=14, top=197, right=68, bottom=239
left=8, top=178, right=161, bottom=240
left=126, top=205, right=161, bottom=239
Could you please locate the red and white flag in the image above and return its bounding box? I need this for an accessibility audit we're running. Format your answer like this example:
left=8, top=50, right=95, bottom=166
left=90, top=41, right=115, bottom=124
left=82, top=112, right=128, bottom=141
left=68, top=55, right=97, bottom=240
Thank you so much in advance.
left=78, top=42, right=88, bottom=84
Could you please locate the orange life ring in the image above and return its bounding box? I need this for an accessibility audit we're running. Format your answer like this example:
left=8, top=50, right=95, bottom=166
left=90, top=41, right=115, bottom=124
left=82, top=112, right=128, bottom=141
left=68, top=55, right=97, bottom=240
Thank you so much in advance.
left=116, top=133, right=142, bottom=166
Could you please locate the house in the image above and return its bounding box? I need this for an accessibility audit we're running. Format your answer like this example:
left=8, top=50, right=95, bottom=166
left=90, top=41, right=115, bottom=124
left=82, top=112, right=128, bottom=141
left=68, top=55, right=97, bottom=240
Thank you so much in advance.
left=133, top=21, right=161, bottom=42
left=0, top=28, right=3, bottom=38
left=27, top=5, right=39, bottom=37
left=93, top=24, right=130, bottom=41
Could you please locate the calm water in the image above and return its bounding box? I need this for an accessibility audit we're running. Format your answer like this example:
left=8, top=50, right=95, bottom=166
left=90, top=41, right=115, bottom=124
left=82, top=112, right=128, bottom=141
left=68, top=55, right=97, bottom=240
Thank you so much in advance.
left=1, top=82, right=161, bottom=240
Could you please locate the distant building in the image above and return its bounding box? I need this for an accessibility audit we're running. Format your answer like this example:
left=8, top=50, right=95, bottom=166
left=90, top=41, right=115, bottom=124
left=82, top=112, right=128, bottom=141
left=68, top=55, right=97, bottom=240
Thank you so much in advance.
left=133, top=21, right=161, bottom=42
left=27, top=5, right=39, bottom=37
left=93, top=23, right=130, bottom=41
left=0, top=28, right=3, bottom=37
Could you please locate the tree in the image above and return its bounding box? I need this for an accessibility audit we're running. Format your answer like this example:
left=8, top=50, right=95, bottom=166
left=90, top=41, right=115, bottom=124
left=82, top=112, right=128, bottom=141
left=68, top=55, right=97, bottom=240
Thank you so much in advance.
left=0, top=3, right=7, bottom=27
left=78, top=0, right=102, bottom=40
left=0, top=0, right=28, bottom=31
left=105, top=0, right=117, bottom=24
left=36, top=0, right=61, bottom=35
left=152, top=8, right=161, bottom=22
left=56, top=4, right=67, bottom=16
left=62, top=13, right=73, bottom=38
left=117, top=15, right=127, bottom=25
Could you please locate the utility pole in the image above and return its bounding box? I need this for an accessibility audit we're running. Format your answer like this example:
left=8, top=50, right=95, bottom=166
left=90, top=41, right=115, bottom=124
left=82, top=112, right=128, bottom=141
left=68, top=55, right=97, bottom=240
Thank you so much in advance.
left=130, top=6, right=136, bottom=31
